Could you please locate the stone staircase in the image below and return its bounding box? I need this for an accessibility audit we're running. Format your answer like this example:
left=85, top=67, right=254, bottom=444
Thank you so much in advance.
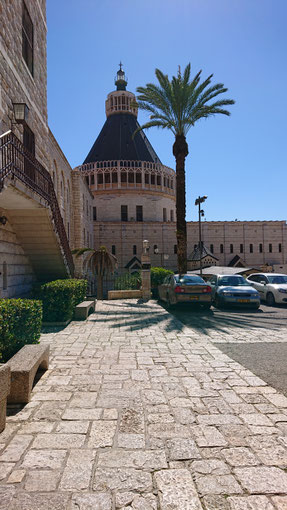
left=0, top=131, right=74, bottom=283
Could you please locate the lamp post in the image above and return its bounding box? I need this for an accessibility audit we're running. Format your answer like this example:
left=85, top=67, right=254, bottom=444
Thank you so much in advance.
left=154, top=247, right=169, bottom=267
left=195, top=195, right=207, bottom=277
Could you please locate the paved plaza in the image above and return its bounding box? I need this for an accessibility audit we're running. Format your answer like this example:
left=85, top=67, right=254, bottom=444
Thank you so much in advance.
left=1, top=299, right=287, bottom=509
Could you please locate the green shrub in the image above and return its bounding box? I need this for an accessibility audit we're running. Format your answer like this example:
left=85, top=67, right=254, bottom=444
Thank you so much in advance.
left=0, top=299, right=42, bottom=363
left=35, top=279, right=87, bottom=322
left=114, top=272, right=141, bottom=290
left=151, top=267, right=174, bottom=288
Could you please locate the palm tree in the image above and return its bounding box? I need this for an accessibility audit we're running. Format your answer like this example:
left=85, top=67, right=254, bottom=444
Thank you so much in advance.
left=135, top=64, right=235, bottom=273
left=72, top=246, right=117, bottom=299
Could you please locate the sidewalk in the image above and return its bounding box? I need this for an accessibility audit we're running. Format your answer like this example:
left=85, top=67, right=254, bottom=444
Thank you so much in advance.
left=1, top=299, right=287, bottom=509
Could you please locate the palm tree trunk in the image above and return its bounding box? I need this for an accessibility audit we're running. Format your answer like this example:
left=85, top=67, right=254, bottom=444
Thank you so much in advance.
left=97, top=275, right=103, bottom=300
left=173, top=134, right=188, bottom=274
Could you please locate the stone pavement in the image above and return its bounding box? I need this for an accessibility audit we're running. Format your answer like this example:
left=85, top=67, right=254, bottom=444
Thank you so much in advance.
left=1, top=299, right=287, bottom=509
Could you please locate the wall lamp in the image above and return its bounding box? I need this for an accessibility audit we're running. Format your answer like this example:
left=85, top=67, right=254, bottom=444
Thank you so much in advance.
left=0, top=216, right=8, bottom=225
left=12, top=103, right=29, bottom=124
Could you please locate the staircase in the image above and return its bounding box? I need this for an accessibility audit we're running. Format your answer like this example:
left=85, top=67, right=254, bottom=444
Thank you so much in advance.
left=0, top=130, right=74, bottom=282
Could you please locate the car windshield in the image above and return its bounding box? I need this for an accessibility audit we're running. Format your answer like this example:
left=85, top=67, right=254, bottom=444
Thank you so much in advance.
left=175, top=275, right=205, bottom=285
left=218, top=276, right=249, bottom=287
left=267, top=275, right=287, bottom=284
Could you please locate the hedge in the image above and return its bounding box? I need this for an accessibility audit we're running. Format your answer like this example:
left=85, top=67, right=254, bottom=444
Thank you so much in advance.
left=0, top=299, right=42, bottom=363
left=35, top=279, right=87, bottom=322
left=151, top=267, right=174, bottom=288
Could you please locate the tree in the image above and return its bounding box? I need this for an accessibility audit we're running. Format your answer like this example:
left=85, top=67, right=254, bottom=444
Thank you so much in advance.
left=72, top=246, right=117, bottom=300
left=135, top=64, right=235, bottom=273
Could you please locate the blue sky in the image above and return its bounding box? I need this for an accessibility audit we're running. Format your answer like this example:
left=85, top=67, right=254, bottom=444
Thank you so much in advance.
left=47, top=0, right=287, bottom=222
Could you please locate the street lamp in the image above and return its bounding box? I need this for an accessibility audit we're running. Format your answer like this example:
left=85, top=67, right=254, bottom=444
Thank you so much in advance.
left=12, top=103, right=29, bottom=124
left=195, top=195, right=207, bottom=277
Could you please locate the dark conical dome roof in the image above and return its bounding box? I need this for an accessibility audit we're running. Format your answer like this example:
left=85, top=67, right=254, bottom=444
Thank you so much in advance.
left=83, top=113, right=161, bottom=164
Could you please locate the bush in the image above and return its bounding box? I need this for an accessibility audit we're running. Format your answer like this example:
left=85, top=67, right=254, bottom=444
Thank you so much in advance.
left=0, top=299, right=42, bottom=363
left=35, top=279, right=87, bottom=322
left=114, top=272, right=141, bottom=290
left=151, top=267, right=174, bottom=288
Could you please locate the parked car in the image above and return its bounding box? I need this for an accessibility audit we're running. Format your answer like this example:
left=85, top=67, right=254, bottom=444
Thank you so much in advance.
left=207, top=274, right=260, bottom=309
left=246, top=273, right=287, bottom=306
left=158, top=274, right=212, bottom=308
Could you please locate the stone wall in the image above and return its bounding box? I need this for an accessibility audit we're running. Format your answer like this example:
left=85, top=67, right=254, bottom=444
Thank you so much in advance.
left=71, top=171, right=94, bottom=278
left=0, top=0, right=48, bottom=167
left=0, top=209, right=35, bottom=298
left=93, top=220, right=287, bottom=274
left=93, top=191, right=176, bottom=222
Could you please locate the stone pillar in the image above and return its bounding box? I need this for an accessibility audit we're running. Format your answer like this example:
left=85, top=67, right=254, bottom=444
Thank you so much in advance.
left=0, top=365, right=11, bottom=433
left=141, top=240, right=151, bottom=300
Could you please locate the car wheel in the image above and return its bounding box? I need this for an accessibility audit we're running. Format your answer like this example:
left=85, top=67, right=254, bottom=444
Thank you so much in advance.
left=214, top=295, right=222, bottom=308
left=266, top=292, right=275, bottom=306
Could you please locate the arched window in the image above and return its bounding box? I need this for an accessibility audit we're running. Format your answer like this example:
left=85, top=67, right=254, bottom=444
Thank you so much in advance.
left=210, top=244, right=214, bottom=254
left=133, top=245, right=137, bottom=255
left=279, top=243, right=282, bottom=253
left=154, top=244, right=158, bottom=254
left=220, top=244, right=224, bottom=254
left=269, top=244, right=272, bottom=253
left=112, top=245, right=116, bottom=255
left=170, top=210, right=174, bottom=222
left=259, top=243, right=263, bottom=253
left=230, top=244, right=233, bottom=254
left=250, top=244, right=253, bottom=253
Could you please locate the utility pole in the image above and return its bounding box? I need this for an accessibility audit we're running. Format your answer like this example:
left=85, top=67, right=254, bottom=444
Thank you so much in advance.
left=195, top=195, right=207, bottom=277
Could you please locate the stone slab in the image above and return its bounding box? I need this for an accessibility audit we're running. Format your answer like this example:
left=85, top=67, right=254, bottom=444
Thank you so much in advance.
left=154, top=469, right=203, bottom=510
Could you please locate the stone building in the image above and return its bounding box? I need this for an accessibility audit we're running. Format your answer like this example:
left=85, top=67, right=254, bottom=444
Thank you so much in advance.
left=77, top=67, right=287, bottom=276
left=0, top=0, right=93, bottom=297
left=1, top=1, right=286, bottom=300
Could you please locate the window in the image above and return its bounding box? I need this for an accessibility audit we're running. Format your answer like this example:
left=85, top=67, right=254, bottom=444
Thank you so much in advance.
left=105, top=173, right=110, bottom=184
left=174, top=245, right=177, bottom=254
left=210, top=244, right=214, bottom=254
left=97, top=173, right=103, bottom=184
left=112, top=172, right=118, bottom=183
left=93, top=207, right=97, bottom=221
left=240, top=244, right=243, bottom=253
left=269, top=244, right=272, bottom=253
left=3, top=262, right=7, bottom=290
left=279, top=243, right=282, bottom=253
left=145, top=173, right=149, bottom=184
left=133, top=245, right=137, bottom=255
left=220, top=244, right=224, bottom=254
left=170, top=210, right=174, bottom=222
left=154, top=245, right=158, bottom=254
left=230, top=244, right=233, bottom=254
left=121, top=172, right=127, bottom=183
left=151, top=174, right=155, bottom=185
left=136, top=205, right=143, bottom=222
left=112, top=245, right=116, bottom=255
left=85, top=176, right=89, bottom=185
left=136, top=173, right=141, bottom=183
left=157, top=175, right=161, bottom=186
left=163, top=208, right=167, bottom=222
left=250, top=244, right=253, bottom=253
left=259, top=243, right=263, bottom=253
left=22, top=1, right=33, bottom=75
left=91, top=174, right=95, bottom=185
left=128, top=172, right=134, bottom=183
left=121, top=205, right=128, bottom=222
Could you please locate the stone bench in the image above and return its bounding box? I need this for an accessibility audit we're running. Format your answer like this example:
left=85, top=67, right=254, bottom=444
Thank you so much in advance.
left=7, top=344, right=50, bottom=404
left=0, top=365, right=11, bottom=432
left=74, top=300, right=96, bottom=320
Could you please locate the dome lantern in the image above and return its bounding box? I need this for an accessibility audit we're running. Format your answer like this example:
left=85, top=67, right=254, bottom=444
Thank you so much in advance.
left=115, top=62, right=128, bottom=91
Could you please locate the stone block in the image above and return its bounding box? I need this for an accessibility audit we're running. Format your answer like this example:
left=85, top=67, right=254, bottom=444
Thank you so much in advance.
left=74, top=299, right=96, bottom=320
left=7, top=344, right=49, bottom=404
left=0, top=365, right=11, bottom=433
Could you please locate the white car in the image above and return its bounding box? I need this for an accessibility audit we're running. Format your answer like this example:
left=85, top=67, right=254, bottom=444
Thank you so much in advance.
left=246, top=273, right=287, bottom=306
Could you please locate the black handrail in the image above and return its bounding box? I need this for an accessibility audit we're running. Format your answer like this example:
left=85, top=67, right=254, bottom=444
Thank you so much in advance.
left=0, top=130, right=74, bottom=277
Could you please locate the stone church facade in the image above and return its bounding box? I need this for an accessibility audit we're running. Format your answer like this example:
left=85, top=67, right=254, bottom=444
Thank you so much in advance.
left=0, top=1, right=286, bottom=299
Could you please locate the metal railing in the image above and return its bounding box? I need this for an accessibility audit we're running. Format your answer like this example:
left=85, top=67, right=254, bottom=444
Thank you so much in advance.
left=0, top=130, right=74, bottom=277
